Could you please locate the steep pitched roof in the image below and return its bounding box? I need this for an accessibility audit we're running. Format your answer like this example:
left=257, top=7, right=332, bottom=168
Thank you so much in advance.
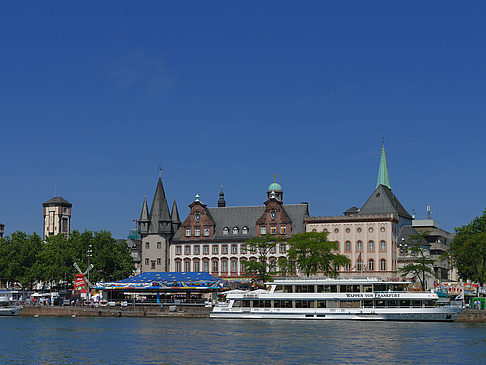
left=358, top=184, right=412, bottom=220
left=376, top=141, right=391, bottom=189
left=139, top=197, right=149, bottom=222
left=149, top=177, right=172, bottom=234
left=171, top=200, right=181, bottom=224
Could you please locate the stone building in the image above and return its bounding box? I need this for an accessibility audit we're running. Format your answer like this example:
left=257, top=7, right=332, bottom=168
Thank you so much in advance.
left=305, top=142, right=413, bottom=281
left=43, top=197, right=72, bottom=239
left=170, top=182, right=308, bottom=277
left=0, top=222, right=4, bottom=238
left=138, top=176, right=181, bottom=272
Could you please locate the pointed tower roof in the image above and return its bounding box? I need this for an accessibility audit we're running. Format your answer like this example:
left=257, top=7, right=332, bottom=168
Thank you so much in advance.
left=218, top=186, right=226, bottom=207
left=376, top=141, right=391, bottom=189
left=139, top=197, right=149, bottom=222
left=149, top=177, right=172, bottom=234
left=171, top=200, right=181, bottom=224
left=359, top=184, right=412, bottom=220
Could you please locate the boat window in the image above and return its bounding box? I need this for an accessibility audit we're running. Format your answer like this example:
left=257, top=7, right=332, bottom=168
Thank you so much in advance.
left=363, top=285, right=373, bottom=293
left=274, top=285, right=283, bottom=292
left=363, top=300, right=374, bottom=308
left=242, top=300, right=251, bottom=307
left=233, top=300, right=241, bottom=307
left=340, top=285, right=349, bottom=293
left=317, top=300, right=327, bottom=308
left=295, top=300, right=314, bottom=308
left=317, top=285, right=332, bottom=293
left=330, top=285, right=338, bottom=293
left=399, top=300, right=410, bottom=308
left=295, top=285, right=315, bottom=293
left=375, top=300, right=385, bottom=308
left=388, top=300, right=398, bottom=308
left=374, top=284, right=386, bottom=292
left=425, top=300, right=435, bottom=307
left=339, top=300, right=360, bottom=308
left=274, top=300, right=281, bottom=308
left=413, top=300, right=422, bottom=308
left=282, top=300, right=293, bottom=308
left=284, top=286, right=294, bottom=293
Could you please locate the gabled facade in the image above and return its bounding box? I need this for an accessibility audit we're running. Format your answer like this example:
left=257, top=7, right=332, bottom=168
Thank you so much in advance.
left=138, top=176, right=179, bottom=272
left=171, top=183, right=309, bottom=277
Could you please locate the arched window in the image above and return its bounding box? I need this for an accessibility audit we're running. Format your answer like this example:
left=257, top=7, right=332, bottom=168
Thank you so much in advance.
left=357, top=259, right=363, bottom=271
left=357, top=240, right=363, bottom=252
left=380, top=240, right=386, bottom=251
left=233, top=227, right=239, bottom=235
left=345, top=241, right=351, bottom=252
left=380, top=259, right=386, bottom=271
left=368, top=259, right=374, bottom=271
left=242, top=226, right=248, bottom=235
left=240, top=259, right=247, bottom=273
left=335, top=241, right=340, bottom=251
left=223, top=227, right=229, bottom=235
left=345, top=263, right=351, bottom=271
left=368, top=240, right=374, bottom=252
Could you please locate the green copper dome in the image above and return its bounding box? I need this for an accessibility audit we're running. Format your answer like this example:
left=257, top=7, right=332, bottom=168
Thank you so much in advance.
left=268, top=182, right=282, bottom=191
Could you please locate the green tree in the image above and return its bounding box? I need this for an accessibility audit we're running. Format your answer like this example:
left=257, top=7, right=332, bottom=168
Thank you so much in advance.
left=398, top=232, right=435, bottom=290
left=242, top=235, right=285, bottom=283
left=449, top=210, right=486, bottom=285
left=282, top=232, right=350, bottom=277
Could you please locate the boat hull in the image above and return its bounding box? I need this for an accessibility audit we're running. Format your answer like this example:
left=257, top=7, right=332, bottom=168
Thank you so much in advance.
left=210, top=307, right=463, bottom=321
left=0, top=306, right=22, bottom=316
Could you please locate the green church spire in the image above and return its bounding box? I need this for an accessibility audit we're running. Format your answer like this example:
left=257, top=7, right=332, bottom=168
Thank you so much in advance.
left=376, top=140, right=391, bottom=189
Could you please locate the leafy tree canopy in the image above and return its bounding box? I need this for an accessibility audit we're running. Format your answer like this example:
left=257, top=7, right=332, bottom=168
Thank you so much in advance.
left=242, top=235, right=285, bottom=283
left=398, top=232, right=435, bottom=290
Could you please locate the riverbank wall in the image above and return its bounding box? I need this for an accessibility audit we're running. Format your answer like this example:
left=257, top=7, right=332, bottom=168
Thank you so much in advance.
left=18, top=304, right=211, bottom=318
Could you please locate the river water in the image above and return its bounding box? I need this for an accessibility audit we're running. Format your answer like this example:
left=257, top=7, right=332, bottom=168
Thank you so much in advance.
left=0, top=317, right=485, bottom=364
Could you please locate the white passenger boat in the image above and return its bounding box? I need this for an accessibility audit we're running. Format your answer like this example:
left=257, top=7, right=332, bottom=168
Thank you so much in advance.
left=211, top=278, right=463, bottom=321
left=0, top=301, right=22, bottom=316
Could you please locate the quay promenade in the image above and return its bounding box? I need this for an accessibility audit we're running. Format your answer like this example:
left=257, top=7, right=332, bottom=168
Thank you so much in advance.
left=16, top=305, right=486, bottom=321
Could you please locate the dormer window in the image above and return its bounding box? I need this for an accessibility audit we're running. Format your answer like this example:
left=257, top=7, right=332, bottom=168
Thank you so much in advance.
left=233, top=227, right=239, bottom=235
left=242, top=226, right=248, bottom=235
left=223, top=227, right=229, bottom=235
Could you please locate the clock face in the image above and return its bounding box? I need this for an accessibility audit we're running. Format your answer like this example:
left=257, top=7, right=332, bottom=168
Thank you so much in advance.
left=271, top=210, right=276, bottom=219
left=195, top=213, right=200, bottom=222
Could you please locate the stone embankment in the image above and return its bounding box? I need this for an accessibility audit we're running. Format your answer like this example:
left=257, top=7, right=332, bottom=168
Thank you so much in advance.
left=456, top=309, right=486, bottom=322
left=19, top=304, right=211, bottom=318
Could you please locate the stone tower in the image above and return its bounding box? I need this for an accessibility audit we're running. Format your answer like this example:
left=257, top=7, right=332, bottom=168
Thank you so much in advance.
left=43, top=197, right=72, bottom=239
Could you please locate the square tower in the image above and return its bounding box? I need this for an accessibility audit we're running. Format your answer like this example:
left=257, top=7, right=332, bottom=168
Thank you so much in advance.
left=43, top=197, right=72, bottom=239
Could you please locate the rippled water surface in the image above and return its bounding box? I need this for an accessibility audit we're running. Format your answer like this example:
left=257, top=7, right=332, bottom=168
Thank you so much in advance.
left=0, top=317, right=485, bottom=364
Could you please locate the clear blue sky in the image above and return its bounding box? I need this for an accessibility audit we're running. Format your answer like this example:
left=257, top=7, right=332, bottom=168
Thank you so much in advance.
left=1, top=2, right=485, bottom=238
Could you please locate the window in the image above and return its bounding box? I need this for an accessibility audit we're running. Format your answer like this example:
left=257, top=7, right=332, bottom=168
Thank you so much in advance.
left=242, top=227, right=248, bottom=235
left=212, top=260, right=218, bottom=272
left=233, top=227, right=239, bottom=235
left=334, top=228, right=339, bottom=233
left=357, top=260, right=362, bottom=271
left=223, top=227, right=229, bottom=235
left=221, top=260, right=228, bottom=272
left=380, top=227, right=385, bottom=232
left=185, top=246, right=191, bottom=255
left=151, top=261, right=155, bottom=270
left=194, top=261, right=200, bottom=271
left=269, top=258, right=276, bottom=271
left=184, top=261, right=191, bottom=272
left=380, top=240, right=386, bottom=251
left=203, top=245, right=209, bottom=255
left=261, top=226, right=267, bottom=235
left=145, top=242, right=150, bottom=249
left=240, top=260, right=247, bottom=273
left=345, top=241, right=351, bottom=252
left=279, top=244, right=286, bottom=253
left=323, top=228, right=328, bottom=232
left=222, top=245, right=228, bottom=254
left=157, top=258, right=161, bottom=265
left=176, top=246, right=182, bottom=255
left=175, top=261, right=181, bottom=272
left=185, top=228, right=191, bottom=237
left=204, top=228, right=210, bottom=236
left=345, top=228, right=350, bottom=233
left=271, top=226, right=277, bottom=234
left=195, top=213, right=200, bottom=222
left=368, top=259, right=374, bottom=271
left=231, top=260, right=238, bottom=273
left=357, top=241, right=362, bottom=252
left=194, top=245, right=200, bottom=255
left=231, top=244, right=238, bottom=254
left=212, top=245, right=219, bottom=254
left=281, top=226, right=286, bottom=235
left=271, top=210, right=276, bottom=219
left=368, top=240, right=374, bottom=252
left=195, top=228, right=200, bottom=237
left=357, top=227, right=361, bottom=233
left=157, top=242, right=161, bottom=249
left=380, top=259, right=386, bottom=271
left=369, top=227, right=373, bottom=233
left=345, top=263, right=351, bottom=271
left=145, top=258, right=149, bottom=265
left=241, top=245, right=247, bottom=254
left=335, top=241, right=340, bottom=251
left=203, top=260, right=209, bottom=272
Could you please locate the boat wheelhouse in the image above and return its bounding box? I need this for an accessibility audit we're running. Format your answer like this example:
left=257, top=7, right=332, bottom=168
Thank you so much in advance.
left=210, top=278, right=463, bottom=321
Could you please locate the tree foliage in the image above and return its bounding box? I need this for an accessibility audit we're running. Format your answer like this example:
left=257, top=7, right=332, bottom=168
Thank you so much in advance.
left=0, top=230, right=135, bottom=289
left=283, top=231, right=350, bottom=277
left=449, top=210, right=486, bottom=285
left=242, top=235, right=285, bottom=283
left=398, top=232, right=435, bottom=290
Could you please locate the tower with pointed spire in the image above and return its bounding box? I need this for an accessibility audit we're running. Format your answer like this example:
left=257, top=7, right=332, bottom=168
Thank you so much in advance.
left=138, top=174, right=179, bottom=272
left=218, top=186, right=226, bottom=207
left=376, top=140, right=391, bottom=189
